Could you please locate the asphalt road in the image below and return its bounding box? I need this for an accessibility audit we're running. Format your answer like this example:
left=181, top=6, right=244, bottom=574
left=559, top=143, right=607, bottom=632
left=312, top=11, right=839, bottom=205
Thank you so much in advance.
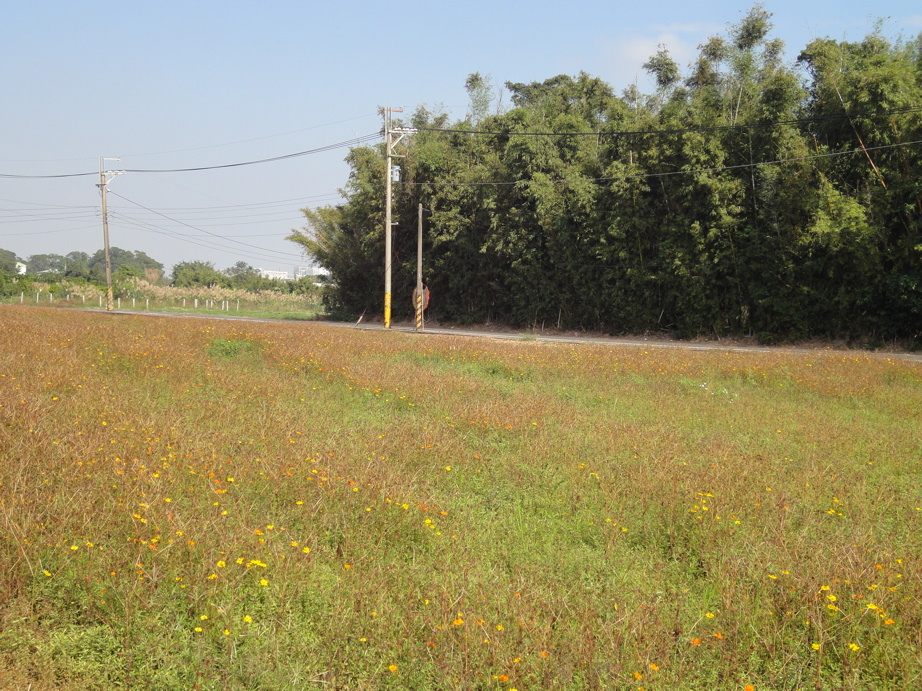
left=350, top=321, right=922, bottom=362
left=47, top=306, right=922, bottom=363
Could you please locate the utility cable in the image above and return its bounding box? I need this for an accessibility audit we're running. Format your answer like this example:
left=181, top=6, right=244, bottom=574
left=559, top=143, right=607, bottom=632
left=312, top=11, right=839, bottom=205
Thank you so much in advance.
left=405, top=138, right=922, bottom=188
left=122, top=133, right=380, bottom=173
left=108, top=212, right=301, bottom=266
left=107, top=191, right=306, bottom=261
left=0, top=133, right=381, bottom=179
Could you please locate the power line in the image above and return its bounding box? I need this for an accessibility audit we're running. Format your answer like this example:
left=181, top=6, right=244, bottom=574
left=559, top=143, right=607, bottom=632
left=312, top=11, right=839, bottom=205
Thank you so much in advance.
left=107, top=191, right=306, bottom=261
left=122, top=133, right=380, bottom=173
left=108, top=212, right=302, bottom=267
left=406, top=139, right=922, bottom=189
left=124, top=113, right=380, bottom=158
left=0, top=133, right=381, bottom=179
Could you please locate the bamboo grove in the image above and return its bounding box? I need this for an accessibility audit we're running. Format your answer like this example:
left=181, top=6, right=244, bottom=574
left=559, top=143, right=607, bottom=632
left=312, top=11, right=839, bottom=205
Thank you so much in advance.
left=289, top=7, right=922, bottom=343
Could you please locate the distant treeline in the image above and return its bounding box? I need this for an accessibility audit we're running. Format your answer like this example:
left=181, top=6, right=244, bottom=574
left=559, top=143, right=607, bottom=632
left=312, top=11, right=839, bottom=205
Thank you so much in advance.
left=0, top=250, right=317, bottom=296
left=290, top=7, right=922, bottom=343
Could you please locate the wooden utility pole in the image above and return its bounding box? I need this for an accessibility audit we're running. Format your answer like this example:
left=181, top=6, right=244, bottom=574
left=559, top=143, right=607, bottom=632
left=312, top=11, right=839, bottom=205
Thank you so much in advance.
left=97, top=158, right=124, bottom=311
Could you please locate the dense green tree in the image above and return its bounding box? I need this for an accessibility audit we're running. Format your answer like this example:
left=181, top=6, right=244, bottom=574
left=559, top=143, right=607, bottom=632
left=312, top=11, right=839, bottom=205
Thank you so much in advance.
left=26, top=253, right=67, bottom=274
left=0, top=248, right=21, bottom=273
left=465, top=72, right=494, bottom=125
left=88, top=247, right=163, bottom=282
left=171, top=261, right=230, bottom=288
left=289, top=7, right=921, bottom=342
left=62, top=251, right=92, bottom=279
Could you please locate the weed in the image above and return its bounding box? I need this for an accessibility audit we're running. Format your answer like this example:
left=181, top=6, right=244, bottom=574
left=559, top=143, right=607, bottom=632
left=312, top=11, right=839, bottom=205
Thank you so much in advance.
left=0, top=306, right=920, bottom=689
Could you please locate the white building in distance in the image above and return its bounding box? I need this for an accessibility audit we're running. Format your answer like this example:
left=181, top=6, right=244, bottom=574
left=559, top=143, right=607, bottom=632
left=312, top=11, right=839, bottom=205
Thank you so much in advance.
left=294, top=264, right=329, bottom=278
left=259, top=269, right=290, bottom=280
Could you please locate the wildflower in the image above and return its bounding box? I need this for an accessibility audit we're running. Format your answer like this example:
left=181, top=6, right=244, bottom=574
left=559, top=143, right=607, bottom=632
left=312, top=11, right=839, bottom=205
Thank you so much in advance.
left=691, top=638, right=701, bottom=646
left=243, top=615, right=252, bottom=623
left=745, top=686, right=755, bottom=691
left=498, top=675, right=509, bottom=682
left=194, top=627, right=203, bottom=633
left=849, top=643, right=860, bottom=652
left=453, top=618, right=464, bottom=626
left=388, top=665, right=398, bottom=673
left=811, top=643, right=820, bottom=650
left=884, top=619, right=895, bottom=625
left=260, top=579, right=268, bottom=587
left=649, top=663, right=659, bottom=671
left=705, top=612, right=715, bottom=619
left=634, top=672, right=643, bottom=680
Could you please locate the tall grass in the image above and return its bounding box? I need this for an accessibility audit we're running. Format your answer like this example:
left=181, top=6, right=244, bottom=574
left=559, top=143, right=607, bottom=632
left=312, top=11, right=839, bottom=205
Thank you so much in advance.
left=2, top=278, right=322, bottom=319
left=0, top=306, right=919, bottom=689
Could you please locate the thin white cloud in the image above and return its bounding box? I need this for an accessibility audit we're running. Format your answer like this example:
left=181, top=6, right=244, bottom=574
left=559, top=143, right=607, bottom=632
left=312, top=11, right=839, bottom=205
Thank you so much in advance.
left=903, top=15, right=922, bottom=27
left=599, top=32, right=701, bottom=90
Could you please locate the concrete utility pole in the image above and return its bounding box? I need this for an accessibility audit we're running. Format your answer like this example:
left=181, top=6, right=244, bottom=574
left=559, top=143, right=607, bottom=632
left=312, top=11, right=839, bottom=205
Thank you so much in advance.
left=416, top=203, right=424, bottom=331
left=97, top=158, right=125, bottom=311
left=382, top=108, right=414, bottom=329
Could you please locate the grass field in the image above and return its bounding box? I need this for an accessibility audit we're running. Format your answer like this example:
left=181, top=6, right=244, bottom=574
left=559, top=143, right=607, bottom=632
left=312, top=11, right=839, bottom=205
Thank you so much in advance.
left=0, top=306, right=920, bottom=690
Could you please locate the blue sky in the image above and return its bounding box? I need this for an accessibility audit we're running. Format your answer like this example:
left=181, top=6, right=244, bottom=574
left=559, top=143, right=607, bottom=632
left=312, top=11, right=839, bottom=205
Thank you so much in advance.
left=2, top=1, right=919, bottom=274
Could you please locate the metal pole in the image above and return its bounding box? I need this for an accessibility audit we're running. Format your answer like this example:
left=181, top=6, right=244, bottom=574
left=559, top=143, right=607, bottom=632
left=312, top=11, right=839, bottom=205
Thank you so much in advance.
left=384, top=117, right=393, bottom=329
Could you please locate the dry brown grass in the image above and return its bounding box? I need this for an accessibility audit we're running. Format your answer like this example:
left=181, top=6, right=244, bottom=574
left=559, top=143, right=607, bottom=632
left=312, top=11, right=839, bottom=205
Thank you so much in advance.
left=0, top=305, right=919, bottom=689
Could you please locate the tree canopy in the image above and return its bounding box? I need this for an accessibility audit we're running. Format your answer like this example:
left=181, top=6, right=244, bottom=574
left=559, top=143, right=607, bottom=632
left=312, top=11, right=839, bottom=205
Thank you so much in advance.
left=290, top=7, right=922, bottom=342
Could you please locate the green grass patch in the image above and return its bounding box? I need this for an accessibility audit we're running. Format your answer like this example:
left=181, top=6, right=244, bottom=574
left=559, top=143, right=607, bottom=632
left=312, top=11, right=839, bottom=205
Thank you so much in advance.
left=0, top=307, right=920, bottom=689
